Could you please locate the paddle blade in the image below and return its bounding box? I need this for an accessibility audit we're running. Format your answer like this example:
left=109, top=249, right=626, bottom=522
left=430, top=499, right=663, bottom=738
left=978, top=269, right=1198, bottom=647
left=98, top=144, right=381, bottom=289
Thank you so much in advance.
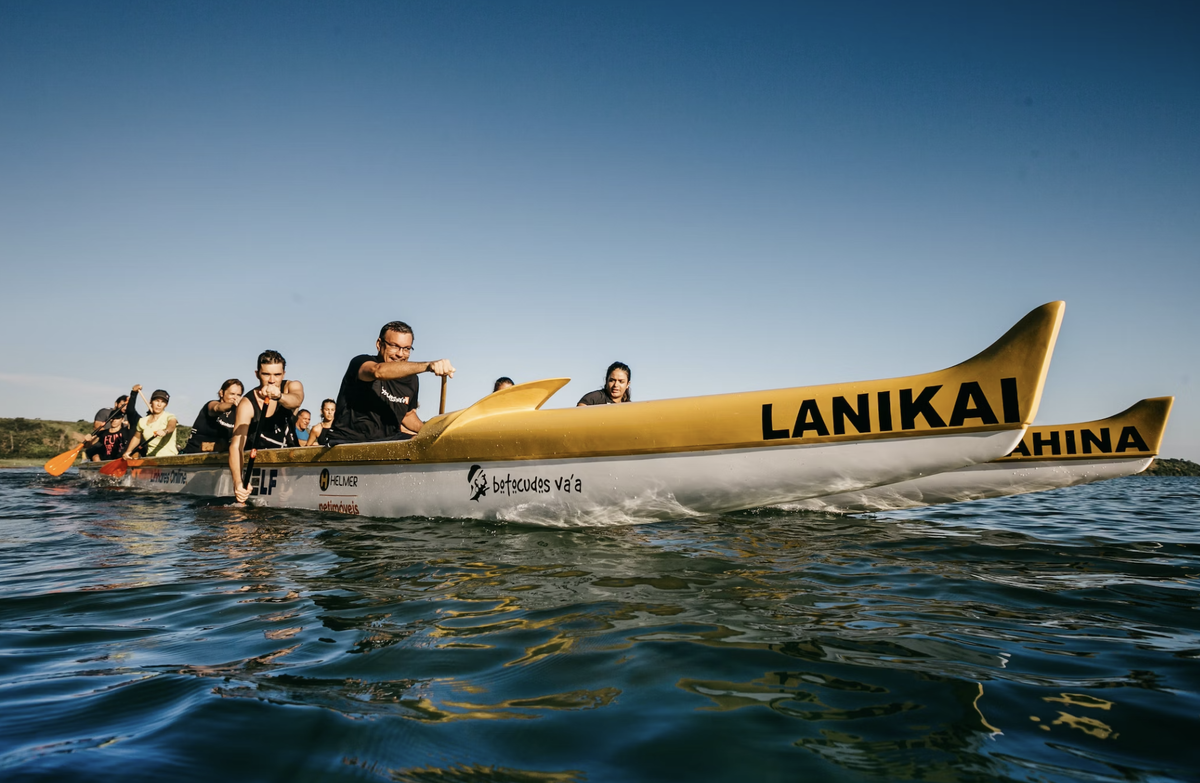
left=99, top=458, right=129, bottom=477
left=43, top=444, right=84, bottom=476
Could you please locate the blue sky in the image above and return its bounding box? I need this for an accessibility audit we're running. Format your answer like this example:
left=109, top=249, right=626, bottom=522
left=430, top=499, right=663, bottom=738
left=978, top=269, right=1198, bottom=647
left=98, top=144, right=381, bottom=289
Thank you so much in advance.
left=2, top=1, right=1197, bottom=459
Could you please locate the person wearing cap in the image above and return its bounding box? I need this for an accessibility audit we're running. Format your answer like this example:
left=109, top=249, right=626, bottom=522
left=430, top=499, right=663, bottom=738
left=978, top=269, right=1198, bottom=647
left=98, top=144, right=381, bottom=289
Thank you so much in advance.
left=121, top=389, right=179, bottom=458
left=85, top=413, right=130, bottom=462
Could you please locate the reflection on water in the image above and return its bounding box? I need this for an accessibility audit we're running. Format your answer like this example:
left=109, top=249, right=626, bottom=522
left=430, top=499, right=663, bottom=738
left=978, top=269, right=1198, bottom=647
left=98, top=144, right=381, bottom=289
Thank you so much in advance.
left=0, top=471, right=1197, bottom=781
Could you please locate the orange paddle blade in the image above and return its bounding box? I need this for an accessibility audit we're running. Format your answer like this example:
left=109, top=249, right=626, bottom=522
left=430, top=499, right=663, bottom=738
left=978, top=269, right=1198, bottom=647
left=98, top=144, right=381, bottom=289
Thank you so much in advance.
left=43, top=444, right=84, bottom=476
left=99, top=458, right=129, bottom=477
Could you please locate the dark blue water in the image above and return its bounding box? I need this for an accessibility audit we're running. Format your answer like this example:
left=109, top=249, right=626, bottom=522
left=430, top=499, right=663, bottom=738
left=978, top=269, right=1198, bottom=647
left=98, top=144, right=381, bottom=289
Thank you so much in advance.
left=1, top=470, right=1198, bottom=782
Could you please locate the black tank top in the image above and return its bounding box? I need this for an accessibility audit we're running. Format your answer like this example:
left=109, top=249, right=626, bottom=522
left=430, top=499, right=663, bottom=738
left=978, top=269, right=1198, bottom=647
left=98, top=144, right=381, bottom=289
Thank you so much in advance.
left=183, top=402, right=236, bottom=453
left=247, top=392, right=298, bottom=450
left=315, top=425, right=332, bottom=446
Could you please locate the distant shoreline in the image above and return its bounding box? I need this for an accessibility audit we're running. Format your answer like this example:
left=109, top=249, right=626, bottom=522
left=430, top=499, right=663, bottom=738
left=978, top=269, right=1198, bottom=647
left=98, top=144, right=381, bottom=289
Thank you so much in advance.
left=3, top=417, right=1198, bottom=476
left=0, top=417, right=190, bottom=467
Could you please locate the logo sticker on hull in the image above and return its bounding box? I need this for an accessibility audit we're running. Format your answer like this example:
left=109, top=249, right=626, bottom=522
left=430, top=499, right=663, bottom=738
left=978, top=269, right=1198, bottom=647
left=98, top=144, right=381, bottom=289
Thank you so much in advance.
left=250, top=468, right=278, bottom=496
left=466, top=464, right=583, bottom=500
left=320, top=468, right=330, bottom=491
left=468, top=465, right=488, bottom=501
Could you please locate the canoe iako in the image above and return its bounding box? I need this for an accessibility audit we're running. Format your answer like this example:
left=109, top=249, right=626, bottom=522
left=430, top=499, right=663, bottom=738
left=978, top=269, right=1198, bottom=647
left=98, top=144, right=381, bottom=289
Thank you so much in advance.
left=783, top=395, right=1173, bottom=514
left=83, top=302, right=1064, bottom=526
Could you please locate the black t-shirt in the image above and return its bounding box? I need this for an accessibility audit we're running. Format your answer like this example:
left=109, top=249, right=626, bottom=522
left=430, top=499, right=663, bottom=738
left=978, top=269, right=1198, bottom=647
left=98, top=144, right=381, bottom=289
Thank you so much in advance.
left=183, top=402, right=237, bottom=453
left=578, top=389, right=618, bottom=406
left=96, top=428, right=129, bottom=461
left=328, top=354, right=420, bottom=445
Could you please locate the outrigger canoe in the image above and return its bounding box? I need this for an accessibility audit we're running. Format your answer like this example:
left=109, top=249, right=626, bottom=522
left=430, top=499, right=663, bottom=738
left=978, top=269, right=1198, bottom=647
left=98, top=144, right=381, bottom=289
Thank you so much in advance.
left=83, top=302, right=1064, bottom=526
left=782, top=396, right=1173, bottom=514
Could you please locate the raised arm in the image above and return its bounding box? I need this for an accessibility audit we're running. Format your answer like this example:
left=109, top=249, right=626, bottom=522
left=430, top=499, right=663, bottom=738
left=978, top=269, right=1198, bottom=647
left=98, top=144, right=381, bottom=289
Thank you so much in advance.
left=125, top=385, right=143, bottom=431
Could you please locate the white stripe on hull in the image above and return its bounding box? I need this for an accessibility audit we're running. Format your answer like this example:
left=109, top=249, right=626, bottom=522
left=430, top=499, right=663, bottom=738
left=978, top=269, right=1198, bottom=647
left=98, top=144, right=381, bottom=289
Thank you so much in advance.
left=96, top=429, right=1023, bottom=526
left=782, top=457, right=1152, bottom=515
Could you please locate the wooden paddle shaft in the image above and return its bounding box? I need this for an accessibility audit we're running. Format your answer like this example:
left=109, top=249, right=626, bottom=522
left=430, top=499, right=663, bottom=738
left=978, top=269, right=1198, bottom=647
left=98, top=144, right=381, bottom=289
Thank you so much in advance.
left=439, top=375, right=447, bottom=415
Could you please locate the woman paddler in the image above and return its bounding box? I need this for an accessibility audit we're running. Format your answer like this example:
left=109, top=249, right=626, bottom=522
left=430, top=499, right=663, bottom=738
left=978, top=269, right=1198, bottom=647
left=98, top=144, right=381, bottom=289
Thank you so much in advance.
left=577, top=362, right=632, bottom=406
left=121, top=389, right=179, bottom=458
left=182, top=379, right=244, bottom=454
left=304, top=398, right=336, bottom=446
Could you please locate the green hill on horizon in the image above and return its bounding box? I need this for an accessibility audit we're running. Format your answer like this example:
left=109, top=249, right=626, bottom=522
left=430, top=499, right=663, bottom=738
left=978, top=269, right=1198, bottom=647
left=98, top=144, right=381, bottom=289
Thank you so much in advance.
left=0, top=417, right=191, bottom=461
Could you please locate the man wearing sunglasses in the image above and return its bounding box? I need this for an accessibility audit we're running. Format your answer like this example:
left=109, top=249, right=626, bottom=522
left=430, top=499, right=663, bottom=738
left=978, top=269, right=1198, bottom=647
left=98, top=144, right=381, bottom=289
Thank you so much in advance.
left=326, top=320, right=455, bottom=446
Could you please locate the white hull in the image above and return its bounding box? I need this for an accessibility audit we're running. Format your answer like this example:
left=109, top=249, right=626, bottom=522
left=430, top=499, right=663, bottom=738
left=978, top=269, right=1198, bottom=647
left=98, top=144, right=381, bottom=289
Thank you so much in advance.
left=97, top=429, right=1024, bottom=527
left=782, top=457, right=1152, bottom=515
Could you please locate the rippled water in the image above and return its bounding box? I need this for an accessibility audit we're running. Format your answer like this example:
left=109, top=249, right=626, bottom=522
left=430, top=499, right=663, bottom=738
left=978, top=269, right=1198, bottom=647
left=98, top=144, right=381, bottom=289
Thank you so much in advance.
left=1, top=469, right=1197, bottom=782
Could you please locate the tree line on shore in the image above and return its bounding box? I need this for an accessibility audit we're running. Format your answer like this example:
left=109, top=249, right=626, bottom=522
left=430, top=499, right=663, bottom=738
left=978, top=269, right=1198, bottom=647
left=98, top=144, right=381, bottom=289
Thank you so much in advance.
left=0, top=418, right=190, bottom=462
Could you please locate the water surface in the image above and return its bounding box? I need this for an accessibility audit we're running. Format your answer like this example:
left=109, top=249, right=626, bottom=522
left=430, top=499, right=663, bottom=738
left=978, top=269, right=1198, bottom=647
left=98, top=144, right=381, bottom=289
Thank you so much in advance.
left=1, top=470, right=1197, bottom=781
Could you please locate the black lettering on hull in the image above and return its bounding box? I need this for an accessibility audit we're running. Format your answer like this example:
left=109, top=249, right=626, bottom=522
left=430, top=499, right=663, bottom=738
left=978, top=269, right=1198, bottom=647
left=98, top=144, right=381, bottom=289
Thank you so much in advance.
left=1081, top=428, right=1111, bottom=454
left=1116, top=426, right=1149, bottom=453
left=761, top=404, right=790, bottom=440
left=832, top=394, right=870, bottom=435
left=900, top=386, right=945, bottom=430
left=792, top=399, right=829, bottom=438
left=1033, top=430, right=1060, bottom=456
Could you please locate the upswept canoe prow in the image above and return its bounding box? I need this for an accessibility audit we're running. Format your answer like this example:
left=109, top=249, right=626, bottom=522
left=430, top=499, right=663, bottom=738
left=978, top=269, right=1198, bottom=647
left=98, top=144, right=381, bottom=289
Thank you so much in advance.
left=416, top=378, right=571, bottom=443
left=941, top=300, right=1064, bottom=428
left=400, top=300, right=1066, bottom=465
left=998, top=396, right=1173, bottom=463
left=780, top=395, right=1174, bottom=515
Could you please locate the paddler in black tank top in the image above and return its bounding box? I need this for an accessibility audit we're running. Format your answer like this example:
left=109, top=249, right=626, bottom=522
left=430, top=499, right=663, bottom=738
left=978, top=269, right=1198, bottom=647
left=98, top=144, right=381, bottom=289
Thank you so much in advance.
left=229, top=350, right=305, bottom=503
left=326, top=320, right=455, bottom=445
left=182, top=379, right=244, bottom=453
left=304, top=398, right=336, bottom=446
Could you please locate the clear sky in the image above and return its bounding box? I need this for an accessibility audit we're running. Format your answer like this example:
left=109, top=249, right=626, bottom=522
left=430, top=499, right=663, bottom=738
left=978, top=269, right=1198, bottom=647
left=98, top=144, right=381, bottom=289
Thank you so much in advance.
left=2, top=1, right=1197, bottom=459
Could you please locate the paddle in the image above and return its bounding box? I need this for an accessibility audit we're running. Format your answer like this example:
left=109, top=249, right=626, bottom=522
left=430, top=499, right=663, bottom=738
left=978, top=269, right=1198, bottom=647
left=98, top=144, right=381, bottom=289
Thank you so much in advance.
left=440, top=375, right=447, bottom=415
left=238, top=388, right=272, bottom=501
left=99, top=454, right=131, bottom=476
left=43, top=406, right=126, bottom=476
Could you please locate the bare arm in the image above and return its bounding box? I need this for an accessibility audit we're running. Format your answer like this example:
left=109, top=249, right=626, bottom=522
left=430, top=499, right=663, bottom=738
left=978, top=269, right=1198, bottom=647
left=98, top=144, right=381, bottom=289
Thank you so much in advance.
left=304, top=422, right=323, bottom=446
left=358, top=359, right=455, bottom=382
left=276, top=380, right=304, bottom=410
left=207, top=399, right=237, bottom=415
left=400, top=409, right=423, bottom=434
left=228, top=398, right=255, bottom=502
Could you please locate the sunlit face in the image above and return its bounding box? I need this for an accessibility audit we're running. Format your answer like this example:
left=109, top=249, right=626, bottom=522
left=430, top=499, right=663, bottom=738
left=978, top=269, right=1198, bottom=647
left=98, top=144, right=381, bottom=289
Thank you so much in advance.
left=606, top=369, right=630, bottom=402
left=376, top=330, right=413, bottom=363
left=296, top=411, right=311, bottom=430
left=321, top=402, right=335, bottom=422
left=256, top=362, right=285, bottom=390
left=150, top=397, right=168, bottom=414
left=220, top=384, right=244, bottom=405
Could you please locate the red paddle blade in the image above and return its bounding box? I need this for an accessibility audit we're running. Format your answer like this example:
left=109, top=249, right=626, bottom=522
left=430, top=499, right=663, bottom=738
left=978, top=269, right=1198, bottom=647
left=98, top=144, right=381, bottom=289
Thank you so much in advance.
left=43, top=444, right=84, bottom=476
left=99, top=458, right=129, bottom=477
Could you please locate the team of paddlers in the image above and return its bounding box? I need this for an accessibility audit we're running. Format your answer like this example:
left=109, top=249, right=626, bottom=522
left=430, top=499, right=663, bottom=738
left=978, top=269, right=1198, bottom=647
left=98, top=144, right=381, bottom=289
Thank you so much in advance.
left=82, top=320, right=634, bottom=502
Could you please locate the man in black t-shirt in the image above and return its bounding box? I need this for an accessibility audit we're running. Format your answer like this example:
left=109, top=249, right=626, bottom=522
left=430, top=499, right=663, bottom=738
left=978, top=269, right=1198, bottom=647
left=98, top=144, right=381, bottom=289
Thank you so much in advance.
left=86, top=393, right=135, bottom=460
left=327, top=321, right=455, bottom=445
